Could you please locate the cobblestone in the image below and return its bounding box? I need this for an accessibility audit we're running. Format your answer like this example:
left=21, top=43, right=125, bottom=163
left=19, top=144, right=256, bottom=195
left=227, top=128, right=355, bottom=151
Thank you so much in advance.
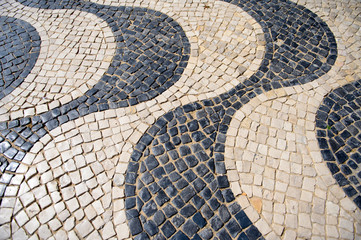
left=0, top=15, right=40, bottom=101
left=0, top=0, right=360, bottom=239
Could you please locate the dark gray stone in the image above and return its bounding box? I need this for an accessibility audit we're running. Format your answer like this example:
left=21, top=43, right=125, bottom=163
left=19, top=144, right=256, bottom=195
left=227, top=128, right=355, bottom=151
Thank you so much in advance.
left=179, top=205, right=196, bottom=218
left=143, top=200, right=158, bottom=217
left=161, top=221, right=176, bottom=238
left=182, top=220, right=199, bottom=237
left=210, top=215, right=223, bottom=231
left=129, top=218, right=143, bottom=236
left=144, top=220, right=158, bottom=236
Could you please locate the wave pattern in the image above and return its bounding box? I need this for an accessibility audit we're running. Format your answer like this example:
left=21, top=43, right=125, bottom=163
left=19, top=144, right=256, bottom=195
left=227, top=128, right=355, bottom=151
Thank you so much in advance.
left=316, top=80, right=361, bottom=210
left=0, top=16, right=40, bottom=99
left=2, top=0, right=339, bottom=239
left=125, top=0, right=337, bottom=238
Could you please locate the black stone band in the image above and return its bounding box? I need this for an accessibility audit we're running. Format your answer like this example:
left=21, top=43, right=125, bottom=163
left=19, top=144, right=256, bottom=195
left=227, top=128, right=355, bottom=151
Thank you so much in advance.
left=0, top=16, right=41, bottom=99
left=316, top=80, right=361, bottom=209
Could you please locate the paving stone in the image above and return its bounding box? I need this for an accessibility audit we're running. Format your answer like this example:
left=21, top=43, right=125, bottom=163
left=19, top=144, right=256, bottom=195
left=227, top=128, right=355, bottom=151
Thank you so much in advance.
left=198, top=228, right=213, bottom=240
left=38, top=206, right=55, bottom=224
left=161, top=221, right=176, bottom=238
left=24, top=218, right=40, bottom=235
left=182, top=219, right=199, bottom=237
left=1, top=0, right=361, bottom=239
left=75, top=219, right=94, bottom=238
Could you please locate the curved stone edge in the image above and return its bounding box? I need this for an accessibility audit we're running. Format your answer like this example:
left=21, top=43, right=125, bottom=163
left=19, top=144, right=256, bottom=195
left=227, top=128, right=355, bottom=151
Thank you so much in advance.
left=0, top=2, right=116, bottom=121
left=0, top=107, right=147, bottom=239
left=0, top=16, right=41, bottom=100
left=315, top=79, right=361, bottom=209
left=225, top=78, right=361, bottom=239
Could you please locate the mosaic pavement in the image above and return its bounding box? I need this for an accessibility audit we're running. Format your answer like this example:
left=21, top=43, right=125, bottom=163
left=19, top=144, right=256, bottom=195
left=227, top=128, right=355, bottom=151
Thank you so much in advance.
left=0, top=0, right=360, bottom=239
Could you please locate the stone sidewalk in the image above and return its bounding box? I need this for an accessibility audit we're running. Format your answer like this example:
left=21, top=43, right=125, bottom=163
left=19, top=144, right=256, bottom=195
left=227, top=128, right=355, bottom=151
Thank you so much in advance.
left=0, top=0, right=360, bottom=239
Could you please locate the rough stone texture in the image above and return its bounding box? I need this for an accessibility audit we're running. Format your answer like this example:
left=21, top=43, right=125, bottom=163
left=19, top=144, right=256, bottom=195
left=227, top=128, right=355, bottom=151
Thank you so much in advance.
left=316, top=80, right=361, bottom=209
left=0, top=16, right=40, bottom=100
left=224, top=0, right=361, bottom=233
left=0, top=0, right=360, bottom=239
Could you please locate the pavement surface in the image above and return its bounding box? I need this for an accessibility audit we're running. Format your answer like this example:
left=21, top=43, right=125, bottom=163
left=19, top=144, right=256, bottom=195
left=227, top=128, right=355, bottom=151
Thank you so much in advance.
left=0, top=0, right=360, bottom=239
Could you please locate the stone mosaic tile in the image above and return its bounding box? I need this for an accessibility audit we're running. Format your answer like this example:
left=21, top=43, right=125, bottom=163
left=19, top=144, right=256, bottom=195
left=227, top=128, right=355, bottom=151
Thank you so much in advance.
left=126, top=100, right=263, bottom=239
left=316, top=79, right=361, bottom=209
left=3, top=109, right=142, bottom=239
left=225, top=85, right=361, bottom=239
left=0, top=0, right=190, bottom=188
left=0, top=6, right=115, bottom=116
left=15, top=0, right=191, bottom=108
left=124, top=0, right=337, bottom=238
left=0, top=0, right=360, bottom=239
left=0, top=16, right=40, bottom=100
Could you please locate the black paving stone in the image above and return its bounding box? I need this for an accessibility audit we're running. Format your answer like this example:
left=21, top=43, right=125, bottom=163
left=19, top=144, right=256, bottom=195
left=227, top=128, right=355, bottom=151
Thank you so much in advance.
left=161, top=221, right=176, bottom=238
left=163, top=204, right=177, bottom=218
left=192, top=195, right=205, bottom=210
left=172, top=215, right=185, bottom=228
left=246, top=225, right=262, bottom=240
left=126, top=209, right=139, bottom=220
left=184, top=170, right=197, bottom=182
left=180, top=186, right=196, bottom=203
left=139, top=188, right=151, bottom=202
left=6, top=162, right=19, bottom=172
left=144, top=220, right=159, bottom=236
left=129, top=218, right=143, bottom=236
left=226, top=219, right=242, bottom=237
left=153, top=211, right=166, bottom=226
left=210, top=215, right=223, bottom=231
left=149, top=182, right=161, bottom=194
left=195, top=164, right=209, bottom=176
left=193, top=178, right=206, bottom=192
left=176, top=178, right=189, bottom=190
left=152, top=145, right=165, bottom=156
left=159, top=177, right=171, bottom=189
left=354, top=196, right=361, bottom=209
left=237, top=232, right=249, bottom=240
left=184, top=155, right=198, bottom=167
left=155, top=190, right=170, bottom=206
left=165, top=185, right=178, bottom=198
left=217, top=229, right=232, bottom=240
left=134, top=233, right=150, bottom=240
left=209, top=198, right=221, bottom=211
left=175, top=159, right=188, bottom=173
left=13, top=151, right=25, bottom=161
left=143, top=200, right=158, bottom=217
left=217, top=176, right=230, bottom=188
left=179, top=205, right=196, bottom=218
left=198, top=228, right=213, bottom=240
left=145, top=155, right=159, bottom=170
left=4, top=148, right=18, bottom=159
left=200, top=187, right=212, bottom=200
left=192, top=212, right=206, bottom=228
left=179, top=146, right=191, bottom=156
left=223, top=189, right=236, bottom=202
left=201, top=205, right=214, bottom=220
left=0, top=142, right=11, bottom=153
left=153, top=167, right=166, bottom=180
left=125, top=197, right=136, bottom=209
left=219, top=205, right=231, bottom=223
left=235, top=210, right=252, bottom=229
left=169, top=171, right=180, bottom=181
left=182, top=220, right=199, bottom=237
left=171, top=231, right=189, bottom=240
